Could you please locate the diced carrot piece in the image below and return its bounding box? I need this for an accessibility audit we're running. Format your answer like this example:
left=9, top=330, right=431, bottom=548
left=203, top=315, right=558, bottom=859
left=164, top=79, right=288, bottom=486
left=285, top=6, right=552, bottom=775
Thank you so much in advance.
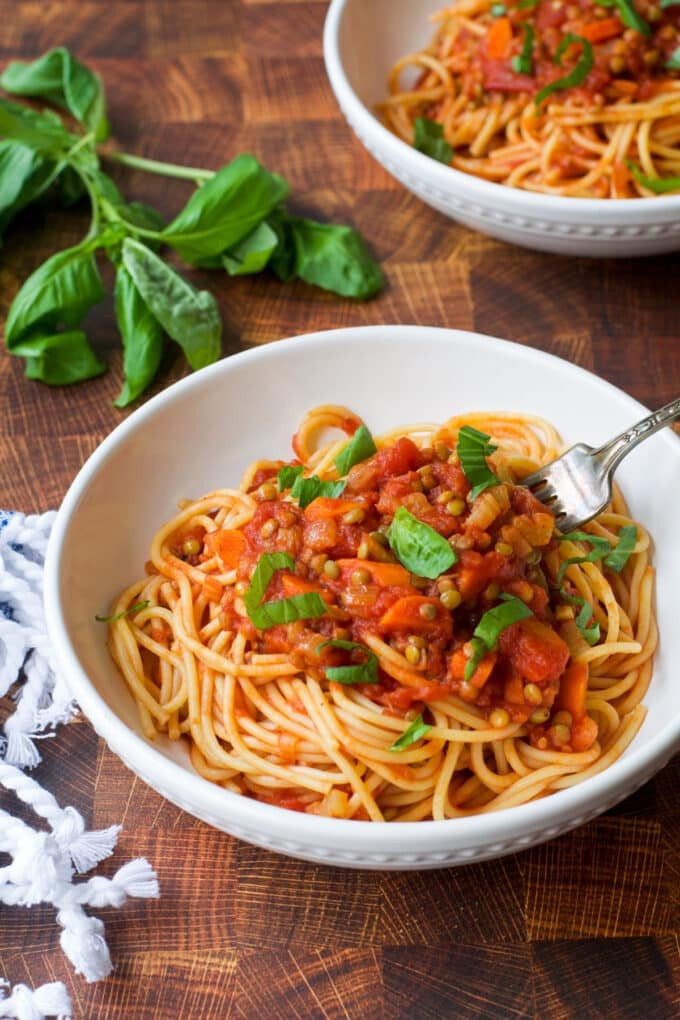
left=449, top=648, right=497, bottom=688
left=379, top=596, right=453, bottom=637
left=555, top=660, right=589, bottom=720
left=304, top=498, right=365, bottom=521
left=336, top=559, right=413, bottom=589
left=204, top=529, right=246, bottom=569
left=280, top=573, right=333, bottom=604
left=579, top=18, right=623, bottom=43
left=486, top=17, right=512, bottom=59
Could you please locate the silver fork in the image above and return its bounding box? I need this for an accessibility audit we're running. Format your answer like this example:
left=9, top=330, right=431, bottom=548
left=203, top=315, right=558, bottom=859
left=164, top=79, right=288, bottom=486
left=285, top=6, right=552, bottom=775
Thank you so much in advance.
left=522, top=396, right=680, bottom=532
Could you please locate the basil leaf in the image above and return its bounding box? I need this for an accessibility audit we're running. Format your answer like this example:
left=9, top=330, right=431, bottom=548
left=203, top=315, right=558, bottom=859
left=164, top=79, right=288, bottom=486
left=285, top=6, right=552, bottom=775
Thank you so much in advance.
left=491, top=4, right=507, bottom=15
left=0, top=97, right=76, bottom=155
left=334, top=425, right=377, bottom=476
left=113, top=264, right=165, bottom=407
left=119, top=199, right=166, bottom=236
left=556, top=530, right=614, bottom=583
left=222, top=220, right=279, bottom=276
left=13, top=330, right=105, bottom=385
left=96, top=600, right=150, bottom=622
left=317, top=639, right=379, bottom=685
left=660, top=0, right=680, bottom=5
left=604, top=524, right=637, bottom=573
left=387, top=506, right=457, bottom=580
left=1, top=47, right=109, bottom=141
left=610, top=0, right=651, bottom=36
left=512, top=24, right=535, bottom=75
left=464, top=594, right=533, bottom=681
left=277, top=465, right=304, bottom=491
left=518, top=0, right=540, bottom=7
left=0, top=140, right=57, bottom=237
left=160, top=154, right=289, bottom=265
left=413, top=116, right=453, bottom=165
left=121, top=238, right=221, bottom=371
left=269, top=211, right=383, bottom=300
left=243, top=552, right=327, bottom=630
left=5, top=242, right=104, bottom=348
left=389, top=713, right=432, bottom=751
left=290, top=473, right=346, bottom=509
left=535, top=34, right=593, bottom=107
left=626, top=160, right=680, bottom=194
left=457, top=425, right=500, bottom=499
left=560, top=589, right=600, bottom=645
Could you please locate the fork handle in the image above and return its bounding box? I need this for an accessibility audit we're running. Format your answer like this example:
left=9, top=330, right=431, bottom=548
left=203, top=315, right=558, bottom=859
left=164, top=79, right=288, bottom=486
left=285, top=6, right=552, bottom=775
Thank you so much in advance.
left=594, top=395, right=680, bottom=475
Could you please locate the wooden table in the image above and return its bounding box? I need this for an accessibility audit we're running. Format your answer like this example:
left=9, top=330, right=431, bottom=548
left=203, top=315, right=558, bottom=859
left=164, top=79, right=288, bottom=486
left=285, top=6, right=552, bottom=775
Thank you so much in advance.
left=1, top=2, right=679, bottom=1016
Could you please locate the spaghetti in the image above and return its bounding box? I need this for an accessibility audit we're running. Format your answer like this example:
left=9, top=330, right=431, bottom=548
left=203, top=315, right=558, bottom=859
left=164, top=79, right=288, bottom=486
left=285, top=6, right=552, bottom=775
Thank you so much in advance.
left=106, top=407, right=656, bottom=821
left=381, top=0, right=680, bottom=197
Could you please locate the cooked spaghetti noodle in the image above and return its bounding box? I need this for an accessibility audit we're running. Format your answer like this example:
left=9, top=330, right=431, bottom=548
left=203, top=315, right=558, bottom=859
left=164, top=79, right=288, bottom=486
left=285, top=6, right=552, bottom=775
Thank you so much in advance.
left=106, top=407, right=656, bottom=821
left=382, top=0, right=680, bottom=197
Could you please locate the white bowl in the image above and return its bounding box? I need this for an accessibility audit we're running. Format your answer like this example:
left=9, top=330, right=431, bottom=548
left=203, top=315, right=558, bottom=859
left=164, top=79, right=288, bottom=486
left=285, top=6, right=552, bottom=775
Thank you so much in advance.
left=44, top=326, right=680, bottom=869
left=323, top=0, right=680, bottom=257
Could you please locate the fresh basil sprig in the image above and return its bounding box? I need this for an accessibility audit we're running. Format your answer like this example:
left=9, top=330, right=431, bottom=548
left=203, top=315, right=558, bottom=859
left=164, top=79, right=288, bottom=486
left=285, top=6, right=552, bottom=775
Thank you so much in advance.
left=413, top=117, right=453, bottom=165
left=389, top=713, right=432, bottom=751
left=464, top=594, right=533, bottom=681
left=457, top=425, right=500, bottom=498
left=0, top=48, right=383, bottom=406
left=387, top=506, right=457, bottom=580
left=317, top=639, right=379, bottom=685
left=1, top=47, right=109, bottom=141
left=243, top=552, right=327, bottom=630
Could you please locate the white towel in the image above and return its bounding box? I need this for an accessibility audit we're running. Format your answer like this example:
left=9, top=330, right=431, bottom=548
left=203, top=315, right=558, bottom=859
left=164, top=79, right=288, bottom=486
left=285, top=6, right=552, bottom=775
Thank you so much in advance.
left=0, top=511, right=161, bottom=1020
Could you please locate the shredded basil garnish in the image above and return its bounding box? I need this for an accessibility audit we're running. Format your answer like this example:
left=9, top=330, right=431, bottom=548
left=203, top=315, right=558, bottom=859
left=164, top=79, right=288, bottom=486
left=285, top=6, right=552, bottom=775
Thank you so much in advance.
left=96, top=600, right=150, bottom=622
left=387, top=505, right=457, bottom=580
left=389, top=713, right=432, bottom=751
left=559, top=589, right=600, bottom=645
left=557, top=526, right=637, bottom=582
left=277, top=465, right=346, bottom=507
left=666, top=46, right=680, bottom=71
left=512, top=24, right=535, bottom=75
left=517, top=0, right=540, bottom=7
left=607, top=0, right=651, bottom=37
left=317, top=639, right=379, bottom=685
left=413, top=116, right=454, bottom=164
left=603, top=524, right=637, bottom=572
left=457, top=425, right=500, bottom=499
left=334, top=425, right=377, bottom=477
left=277, top=465, right=304, bottom=491
left=464, top=594, right=533, bottom=681
left=243, top=552, right=327, bottom=630
left=291, top=473, right=346, bottom=509
left=490, top=2, right=507, bottom=14
left=626, top=160, right=680, bottom=193
left=535, top=34, right=593, bottom=107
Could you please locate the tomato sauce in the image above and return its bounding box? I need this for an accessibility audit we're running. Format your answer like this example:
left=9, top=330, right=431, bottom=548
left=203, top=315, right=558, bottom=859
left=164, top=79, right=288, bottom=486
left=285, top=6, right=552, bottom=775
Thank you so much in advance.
left=198, top=437, right=599, bottom=754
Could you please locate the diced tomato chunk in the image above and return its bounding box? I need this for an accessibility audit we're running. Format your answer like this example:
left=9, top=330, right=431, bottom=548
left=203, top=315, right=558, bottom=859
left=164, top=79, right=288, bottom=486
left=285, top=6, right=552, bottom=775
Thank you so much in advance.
left=499, top=618, right=570, bottom=685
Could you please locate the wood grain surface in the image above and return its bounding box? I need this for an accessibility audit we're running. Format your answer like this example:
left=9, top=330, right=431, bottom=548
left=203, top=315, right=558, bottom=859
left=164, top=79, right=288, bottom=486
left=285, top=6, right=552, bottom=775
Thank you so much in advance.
left=1, top=2, right=679, bottom=1017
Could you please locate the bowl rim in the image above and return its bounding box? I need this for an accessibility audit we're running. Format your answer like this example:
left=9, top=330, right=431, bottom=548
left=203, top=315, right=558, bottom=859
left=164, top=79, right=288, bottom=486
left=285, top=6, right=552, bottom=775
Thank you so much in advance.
left=323, top=0, right=680, bottom=217
left=44, top=325, right=680, bottom=853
